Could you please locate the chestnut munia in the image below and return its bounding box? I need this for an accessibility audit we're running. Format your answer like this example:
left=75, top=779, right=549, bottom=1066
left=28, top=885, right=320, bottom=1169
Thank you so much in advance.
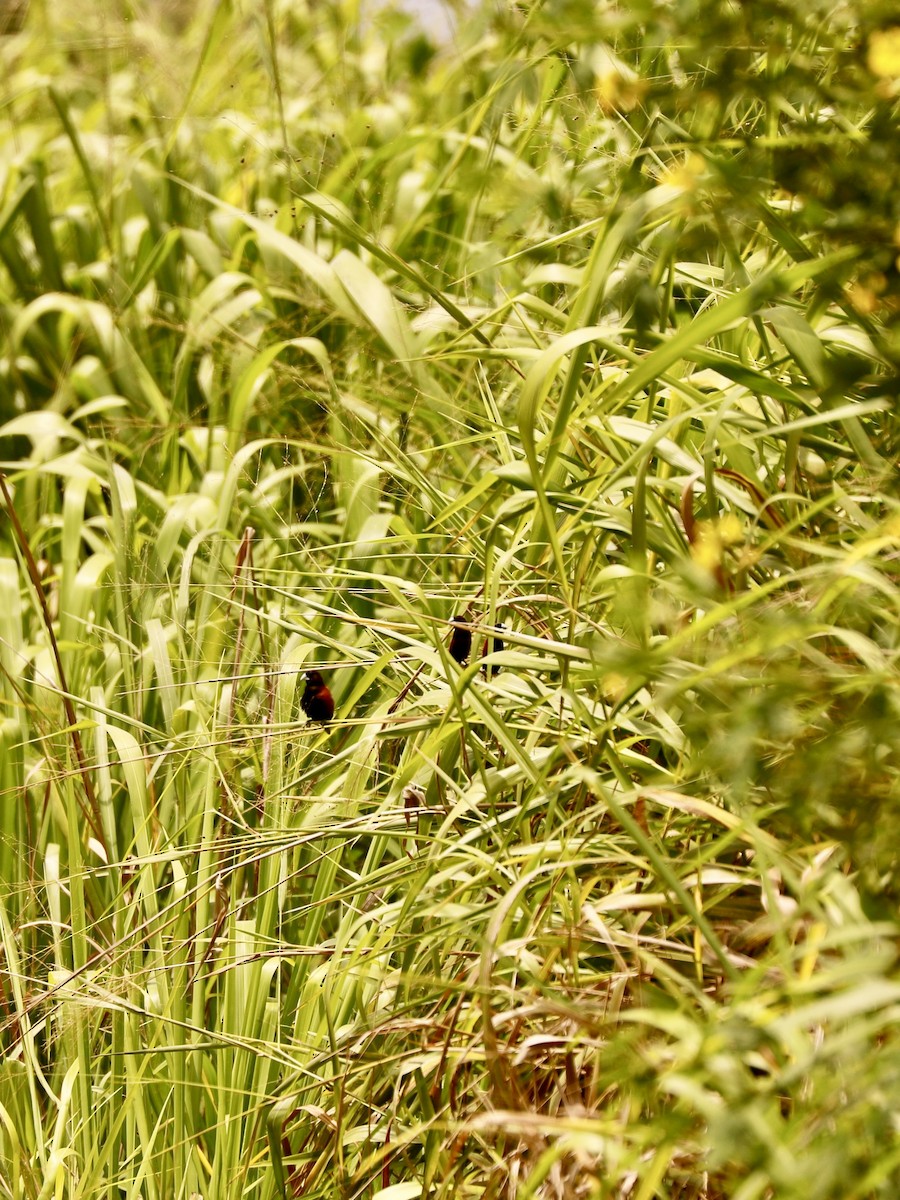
left=481, top=622, right=506, bottom=678
left=301, top=670, right=334, bottom=723
left=448, top=615, right=472, bottom=665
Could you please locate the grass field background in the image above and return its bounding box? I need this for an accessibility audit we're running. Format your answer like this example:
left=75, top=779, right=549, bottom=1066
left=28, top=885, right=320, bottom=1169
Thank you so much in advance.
left=0, top=1, right=898, bottom=1197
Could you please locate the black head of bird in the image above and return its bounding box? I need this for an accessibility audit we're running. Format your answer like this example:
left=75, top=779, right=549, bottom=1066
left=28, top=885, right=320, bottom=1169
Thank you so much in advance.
left=301, top=670, right=334, bottom=723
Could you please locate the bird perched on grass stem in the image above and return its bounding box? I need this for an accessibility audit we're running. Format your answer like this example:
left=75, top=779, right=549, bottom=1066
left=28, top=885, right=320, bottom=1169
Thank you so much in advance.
left=481, top=623, right=506, bottom=678
left=301, top=670, right=334, bottom=723
left=448, top=615, right=472, bottom=665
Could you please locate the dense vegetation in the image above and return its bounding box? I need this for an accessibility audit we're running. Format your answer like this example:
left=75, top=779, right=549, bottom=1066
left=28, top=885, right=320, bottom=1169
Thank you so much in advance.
left=0, top=1, right=898, bottom=1196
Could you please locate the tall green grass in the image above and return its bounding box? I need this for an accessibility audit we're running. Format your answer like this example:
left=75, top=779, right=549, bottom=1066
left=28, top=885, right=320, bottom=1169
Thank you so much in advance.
left=0, top=1, right=898, bottom=1197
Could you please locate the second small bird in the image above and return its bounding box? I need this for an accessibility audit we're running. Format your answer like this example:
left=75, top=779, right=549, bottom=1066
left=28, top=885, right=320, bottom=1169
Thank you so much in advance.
left=481, top=623, right=505, bottom=678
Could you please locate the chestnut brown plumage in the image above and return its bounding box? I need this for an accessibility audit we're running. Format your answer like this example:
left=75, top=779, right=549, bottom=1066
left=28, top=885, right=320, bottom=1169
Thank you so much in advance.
left=481, top=623, right=506, bottom=678
left=301, top=670, right=334, bottom=723
left=448, top=615, right=472, bottom=665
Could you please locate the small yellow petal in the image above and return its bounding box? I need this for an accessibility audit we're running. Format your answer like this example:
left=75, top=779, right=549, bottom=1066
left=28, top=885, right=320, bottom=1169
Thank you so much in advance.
left=601, top=673, right=629, bottom=703
left=691, top=523, right=722, bottom=571
left=845, top=282, right=880, bottom=315
left=718, top=513, right=745, bottom=547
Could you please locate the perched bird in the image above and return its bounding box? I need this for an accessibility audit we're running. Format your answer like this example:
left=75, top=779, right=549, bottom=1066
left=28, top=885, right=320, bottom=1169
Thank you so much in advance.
left=448, top=615, right=472, bottom=665
left=301, top=670, right=334, bottom=723
left=481, top=623, right=506, bottom=678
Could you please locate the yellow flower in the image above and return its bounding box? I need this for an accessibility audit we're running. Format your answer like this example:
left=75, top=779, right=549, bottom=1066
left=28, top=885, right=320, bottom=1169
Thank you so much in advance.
left=593, top=45, right=647, bottom=113
left=844, top=281, right=880, bottom=316
left=691, top=515, right=744, bottom=570
left=601, top=673, right=629, bottom=703
left=717, top=512, right=745, bottom=548
left=867, top=27, right=900, bottom=79
left=663, top=153, right=708, bottom=194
